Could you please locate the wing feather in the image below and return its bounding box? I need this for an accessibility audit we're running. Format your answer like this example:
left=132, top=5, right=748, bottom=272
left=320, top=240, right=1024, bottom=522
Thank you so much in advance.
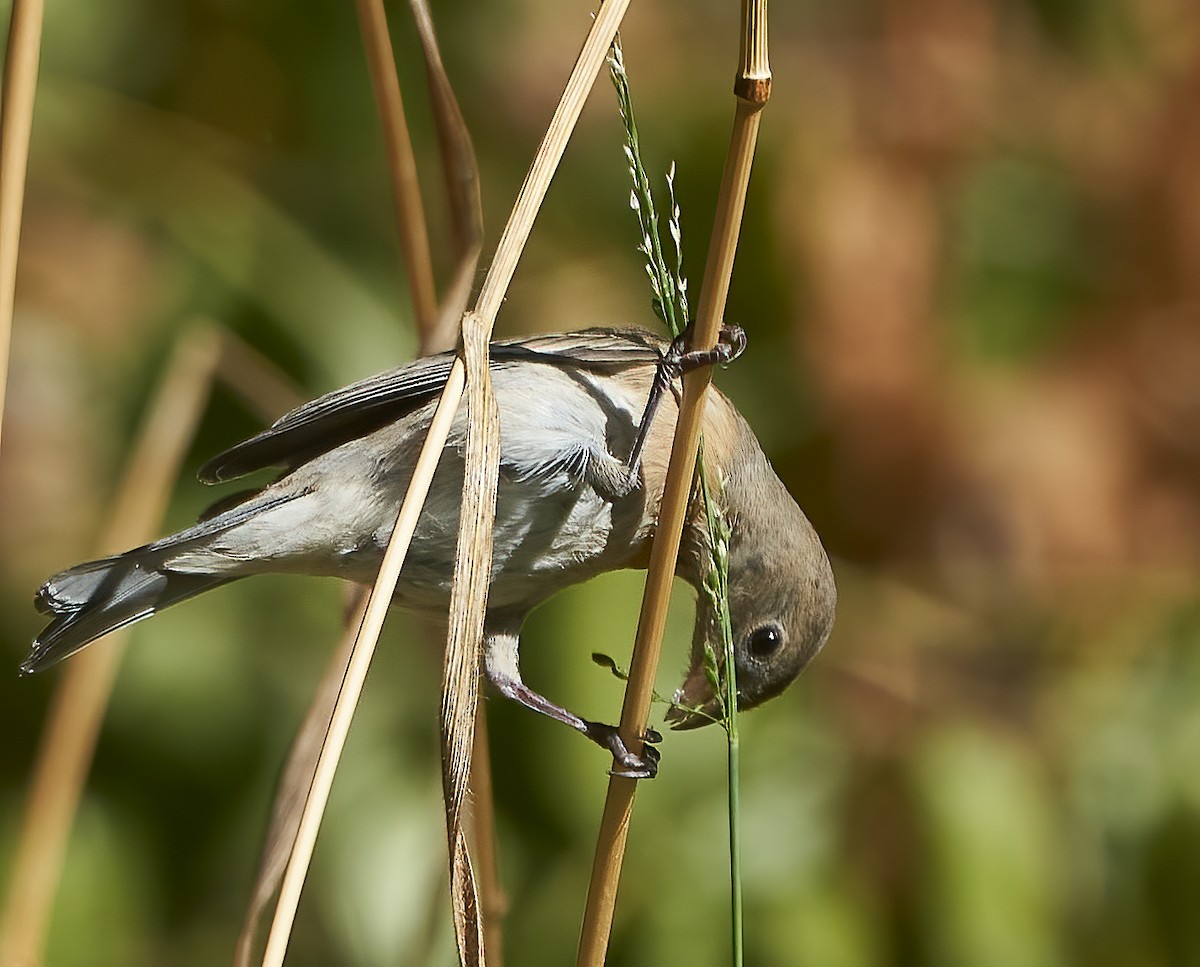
left=198, top=327, right=665, bottom=483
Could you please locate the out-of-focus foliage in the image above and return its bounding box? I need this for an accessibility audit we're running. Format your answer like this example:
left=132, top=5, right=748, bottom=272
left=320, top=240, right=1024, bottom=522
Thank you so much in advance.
left=2, top=0, right=1200, bottom=964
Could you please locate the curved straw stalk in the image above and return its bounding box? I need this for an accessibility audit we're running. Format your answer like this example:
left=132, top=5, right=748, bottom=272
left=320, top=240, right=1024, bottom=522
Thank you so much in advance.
left=260, top=3, right=633, bottom=964
left=354, top=0, right=440, bottom=346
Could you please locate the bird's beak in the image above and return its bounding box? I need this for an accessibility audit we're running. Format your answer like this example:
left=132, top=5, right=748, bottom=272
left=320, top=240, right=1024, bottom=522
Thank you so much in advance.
left=664, top=662, right=726, bottom=731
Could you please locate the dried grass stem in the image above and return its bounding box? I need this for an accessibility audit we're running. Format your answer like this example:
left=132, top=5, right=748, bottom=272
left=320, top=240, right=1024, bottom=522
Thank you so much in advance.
left=0, top=0, right=44, bottom=455
left=0, top=326, right=221, bottom=967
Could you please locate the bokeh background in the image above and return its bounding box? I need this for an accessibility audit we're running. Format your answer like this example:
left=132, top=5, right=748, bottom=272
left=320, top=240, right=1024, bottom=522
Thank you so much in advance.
left=3, top=0, right=1200, bottom=963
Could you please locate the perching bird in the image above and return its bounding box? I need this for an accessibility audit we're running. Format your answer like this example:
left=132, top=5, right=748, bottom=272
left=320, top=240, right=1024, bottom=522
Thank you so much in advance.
left=25, top=327, right=835, bottom=777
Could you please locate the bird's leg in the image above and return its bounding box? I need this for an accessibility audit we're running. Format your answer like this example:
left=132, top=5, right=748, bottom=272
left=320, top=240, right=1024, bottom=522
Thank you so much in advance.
left=484, top=631, right=661, bottom=778
left=626, top=323, right=747, bottom=481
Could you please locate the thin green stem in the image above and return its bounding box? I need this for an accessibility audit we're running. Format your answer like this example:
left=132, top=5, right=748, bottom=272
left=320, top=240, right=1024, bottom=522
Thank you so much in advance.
left=698, top=447, right=743, bottom=965
left=728, top=726, right=743, bottom=965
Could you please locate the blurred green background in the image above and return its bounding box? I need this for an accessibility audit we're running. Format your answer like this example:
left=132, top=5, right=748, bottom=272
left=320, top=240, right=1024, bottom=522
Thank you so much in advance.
left=3, top=0, right=1200, bottom=964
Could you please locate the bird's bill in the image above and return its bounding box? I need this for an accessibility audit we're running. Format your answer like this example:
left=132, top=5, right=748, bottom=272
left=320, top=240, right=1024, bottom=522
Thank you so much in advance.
left=664, top=662, right=726, bottom=730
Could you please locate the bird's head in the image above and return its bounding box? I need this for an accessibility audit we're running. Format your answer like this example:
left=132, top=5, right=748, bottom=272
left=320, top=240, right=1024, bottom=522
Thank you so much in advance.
left=665, top=441, right=835, bottom=730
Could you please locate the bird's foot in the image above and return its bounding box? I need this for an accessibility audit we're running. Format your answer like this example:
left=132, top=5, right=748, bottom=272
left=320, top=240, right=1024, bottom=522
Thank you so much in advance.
left=583, top=721, right=663, bottom=779
left=626, top=324, right=747, bottom=478
left=663, top=322, right=747, bottom=376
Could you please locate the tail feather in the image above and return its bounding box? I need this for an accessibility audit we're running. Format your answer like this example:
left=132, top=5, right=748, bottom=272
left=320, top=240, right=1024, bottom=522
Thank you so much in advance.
left=24, top=549, right=230, bottom=674
left=24, top=485, right=308, bottom=673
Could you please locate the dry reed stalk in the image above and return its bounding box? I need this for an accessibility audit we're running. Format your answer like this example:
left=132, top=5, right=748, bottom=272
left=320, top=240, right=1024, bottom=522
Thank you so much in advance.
left=234, top=587, right=369, bottom=967
left=0, top=0, right=43, bottom=455
left=435, top=5, right=632, bottom=961
left=440, top=313, right=499, bottom=965
left=469, top=701, right=507, bottom=963
left=260, top=357, right=465, bottom=967
left=258, top=3, right=632, bottom=962
left=239, top=0, right=487, bottom=959
left=248, top=0, right=485, bottom=960
left=408, top=0, right=484, bottom=354
left=409, top=0, right=504, bottom=954
left=576, top=2, right=772, bottom=963
left=0, top=326, right=222, bottom=967
left=354, top=0, right=440, bottom=348
left=214, top=329, right=355, bottom=967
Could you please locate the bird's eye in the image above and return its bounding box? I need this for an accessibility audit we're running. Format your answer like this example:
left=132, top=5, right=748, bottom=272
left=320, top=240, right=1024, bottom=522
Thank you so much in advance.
left=746, top=623, right=784, bottom=661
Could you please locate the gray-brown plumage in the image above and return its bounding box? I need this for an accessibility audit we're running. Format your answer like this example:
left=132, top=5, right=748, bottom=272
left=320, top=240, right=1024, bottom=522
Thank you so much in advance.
left=26, top=328, right=835, bottom=777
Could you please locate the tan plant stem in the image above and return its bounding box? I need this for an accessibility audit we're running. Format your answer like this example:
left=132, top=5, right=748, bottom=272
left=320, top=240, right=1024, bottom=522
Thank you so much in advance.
left=402, top=5, right=500, bottom=952
left=577, top=3, right=771, bottom=963
left=408, top=0, right=484, bottom=331
left=240, top=2, right=482, bottom=960
left=354, top=0, right=440, bottom=347
left=260, top=362, right=465, bottom=967
left=0, top=326, right=221, bottom=967
left=0, top=0, right=43, bottom=455
left=438, top=4, right=633, bottom=961
left=440, top=314, right=499, bottom=966
left=259, top=4, right=631, bottom=962
left=470, top=703, right=507, bottom=965
left=234, top=588, right=367, bottom=967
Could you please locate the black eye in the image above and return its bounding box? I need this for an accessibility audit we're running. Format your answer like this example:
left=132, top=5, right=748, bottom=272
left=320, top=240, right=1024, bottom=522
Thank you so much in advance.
left=746, top=623, right=784, bottom=661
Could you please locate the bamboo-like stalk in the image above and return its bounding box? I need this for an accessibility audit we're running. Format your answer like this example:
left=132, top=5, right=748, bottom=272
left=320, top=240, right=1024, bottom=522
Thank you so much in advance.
left=0, top=0, right=44, bottom=455
left=577, top=3, right=771, bottom=964
left=0, top=326, right=222, bottom=967
left=354, top=0, right=440, bottom=348
left=210, top=334, right=312, bottom=967
left=402, top=3, right=501, bottom=957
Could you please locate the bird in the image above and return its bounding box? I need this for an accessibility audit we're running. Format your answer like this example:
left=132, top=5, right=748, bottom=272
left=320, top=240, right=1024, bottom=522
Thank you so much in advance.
left=24, top=326, right=835, bottom=778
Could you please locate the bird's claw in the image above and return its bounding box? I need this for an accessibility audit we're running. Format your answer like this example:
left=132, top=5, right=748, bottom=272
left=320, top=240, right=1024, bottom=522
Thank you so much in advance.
left=626, top=324, right=748, bottom=480
left=584, top=721, right=662, bottom=779
left=663, top=323, right=747, bottom=375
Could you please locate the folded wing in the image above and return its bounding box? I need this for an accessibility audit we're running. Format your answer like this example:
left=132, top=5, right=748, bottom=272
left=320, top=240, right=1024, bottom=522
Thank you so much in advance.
left=198, top=327, right=664, bottom=484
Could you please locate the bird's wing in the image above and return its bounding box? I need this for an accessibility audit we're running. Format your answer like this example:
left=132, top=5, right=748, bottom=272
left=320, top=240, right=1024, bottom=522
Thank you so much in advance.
left=491, top=327, right=665, bottom=367
left=198, top=327, right=665, bottom=483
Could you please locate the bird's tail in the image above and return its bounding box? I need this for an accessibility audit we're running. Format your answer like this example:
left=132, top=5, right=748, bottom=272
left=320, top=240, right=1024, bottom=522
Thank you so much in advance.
left=24, top=547, right=232, bottom=674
